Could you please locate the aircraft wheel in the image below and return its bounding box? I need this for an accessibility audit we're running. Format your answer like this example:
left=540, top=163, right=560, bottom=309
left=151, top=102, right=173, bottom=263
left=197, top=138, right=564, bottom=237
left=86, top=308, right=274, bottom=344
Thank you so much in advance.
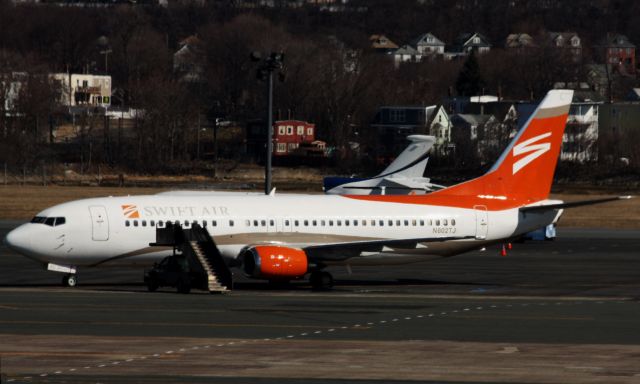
left=310, top=271, right=333, bottom=291
left=146, top=277, right=159, bottom=292
left=62, top=274, right=77, bottom=287
left=176, top=278, right=191, bottom=294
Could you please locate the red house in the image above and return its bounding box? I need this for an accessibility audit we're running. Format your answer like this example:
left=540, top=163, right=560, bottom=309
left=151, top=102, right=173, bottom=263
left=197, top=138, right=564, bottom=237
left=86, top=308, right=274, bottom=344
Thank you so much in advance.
left=597, top=34, right=636, bottom=75
left=273, top=120, right=315, bottom=156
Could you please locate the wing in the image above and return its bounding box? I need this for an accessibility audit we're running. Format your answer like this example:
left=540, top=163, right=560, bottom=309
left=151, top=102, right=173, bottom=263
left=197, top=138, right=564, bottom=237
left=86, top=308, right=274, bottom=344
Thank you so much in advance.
left=520, top=196, right=632, bottom=213
left=302, top=235, right=474, bottom=261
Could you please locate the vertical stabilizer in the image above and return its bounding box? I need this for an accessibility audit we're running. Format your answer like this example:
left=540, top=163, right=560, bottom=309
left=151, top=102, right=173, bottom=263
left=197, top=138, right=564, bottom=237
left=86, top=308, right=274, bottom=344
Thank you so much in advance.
left=435, top=89, right=574, bottom=205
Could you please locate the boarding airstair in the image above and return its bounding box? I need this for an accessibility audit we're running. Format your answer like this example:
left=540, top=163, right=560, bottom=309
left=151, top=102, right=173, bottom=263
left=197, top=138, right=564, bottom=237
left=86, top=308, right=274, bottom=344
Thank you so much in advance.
left=185, top=224, right=233, bottom=292
left=151, top=222, right=232, bottom=293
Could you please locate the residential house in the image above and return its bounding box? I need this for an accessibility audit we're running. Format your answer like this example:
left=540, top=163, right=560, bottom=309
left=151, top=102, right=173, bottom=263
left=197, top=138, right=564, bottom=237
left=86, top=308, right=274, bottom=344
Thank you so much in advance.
left=411, top=33, right=445, bottom=57
left=562, top=102, right=601, bottom=162
left=547, top=31, right=582, bottom=59
left=369, top=34, right=398, bottom=54
left=371, top=105, right=453, bottom=158
left=50, top=73, right=111, bottom=107
left=598, top=102, right=640, bottom=164
left=393, top=45, right=421, bottom=67
left=585, top=64, right=610, bottom=99
left=272, top=120, right=316, bottom=156
left=505, top=33, right=536, bottom=50
left=0, top=72, right=26, bottom=114
left=173, top=35, right=205, bottom=83
left=450, top=32, right=491, bottom=55
left=246, top=119, right=318, bottom=160
left=595, top=33, right=636, bottom=75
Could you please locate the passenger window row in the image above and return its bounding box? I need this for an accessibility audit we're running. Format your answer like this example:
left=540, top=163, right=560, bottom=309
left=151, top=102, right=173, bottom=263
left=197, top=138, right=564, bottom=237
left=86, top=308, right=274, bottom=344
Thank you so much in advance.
left=123, top=218, right=457, bottom=229
left=125, top=219, right=224, bottom=228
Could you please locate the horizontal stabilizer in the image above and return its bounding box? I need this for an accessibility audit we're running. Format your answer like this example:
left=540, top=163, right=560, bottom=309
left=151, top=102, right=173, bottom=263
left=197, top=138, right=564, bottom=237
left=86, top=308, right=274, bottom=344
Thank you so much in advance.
left=520, top=196, right=632, bottom=213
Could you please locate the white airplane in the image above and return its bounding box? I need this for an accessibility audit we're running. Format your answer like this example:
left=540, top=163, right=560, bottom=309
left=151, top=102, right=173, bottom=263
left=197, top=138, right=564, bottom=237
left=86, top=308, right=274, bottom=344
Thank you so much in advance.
left=3, top=90, right=630, bottom=290
left=323, top=135, right=446, bottom=195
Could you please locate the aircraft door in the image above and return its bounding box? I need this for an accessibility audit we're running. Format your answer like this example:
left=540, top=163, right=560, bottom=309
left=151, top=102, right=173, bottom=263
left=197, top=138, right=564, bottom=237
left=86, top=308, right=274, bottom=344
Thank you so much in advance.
left=280, top=217, right=292, bottom=232
left=267, top=218, right=276, bottom=233
left=89, top=205, right=109, bottom=241
left=474, top=205, right=488, bottom=240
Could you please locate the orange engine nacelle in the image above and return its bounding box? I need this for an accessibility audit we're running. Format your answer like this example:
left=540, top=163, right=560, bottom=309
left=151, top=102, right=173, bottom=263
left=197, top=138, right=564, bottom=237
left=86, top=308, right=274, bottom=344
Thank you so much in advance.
left=241, top=245, right=308, bottom=280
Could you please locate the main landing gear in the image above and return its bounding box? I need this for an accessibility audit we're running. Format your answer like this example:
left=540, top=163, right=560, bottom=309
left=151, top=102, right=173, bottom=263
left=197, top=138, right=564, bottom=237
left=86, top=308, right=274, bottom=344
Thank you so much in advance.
left=309, top=270, right=334, bottom=291
left=62, top=274, right=77, bottom=287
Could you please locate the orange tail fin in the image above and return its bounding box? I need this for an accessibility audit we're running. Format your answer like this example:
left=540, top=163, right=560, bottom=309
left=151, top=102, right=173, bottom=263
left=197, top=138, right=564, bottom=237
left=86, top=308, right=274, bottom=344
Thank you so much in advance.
left=440, top=89, right=573, bottom=206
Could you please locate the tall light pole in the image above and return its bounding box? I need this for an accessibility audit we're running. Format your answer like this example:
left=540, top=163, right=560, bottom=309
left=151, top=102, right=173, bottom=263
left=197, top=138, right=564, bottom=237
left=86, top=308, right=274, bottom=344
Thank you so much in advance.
left=251, top=51, right=285, bottom=195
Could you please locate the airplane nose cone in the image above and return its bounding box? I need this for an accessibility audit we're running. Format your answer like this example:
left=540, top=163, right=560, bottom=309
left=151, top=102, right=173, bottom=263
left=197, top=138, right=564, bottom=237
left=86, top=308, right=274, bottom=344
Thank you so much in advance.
left=4, top=225, right=31, bottom=252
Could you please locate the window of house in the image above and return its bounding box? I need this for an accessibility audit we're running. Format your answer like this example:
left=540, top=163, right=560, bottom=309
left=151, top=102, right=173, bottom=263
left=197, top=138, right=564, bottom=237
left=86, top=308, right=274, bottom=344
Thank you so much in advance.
left=297, top=125, right=304, bottom=135
left=288, top=143, right=298, bottom=151
left=389, top=108, right=406, bottom=123
left=286, top=125, right=293, bottom=135
left=307, top=128, right=313, bottom=136
left=277, top=143, right=287, bottom=153
left=278, top=126, right=286, bottom=135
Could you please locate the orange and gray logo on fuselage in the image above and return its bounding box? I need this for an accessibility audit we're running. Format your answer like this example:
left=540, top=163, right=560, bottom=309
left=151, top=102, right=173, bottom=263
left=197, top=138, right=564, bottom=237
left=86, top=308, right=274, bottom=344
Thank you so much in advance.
left=121, top=204, right=140, bottom=218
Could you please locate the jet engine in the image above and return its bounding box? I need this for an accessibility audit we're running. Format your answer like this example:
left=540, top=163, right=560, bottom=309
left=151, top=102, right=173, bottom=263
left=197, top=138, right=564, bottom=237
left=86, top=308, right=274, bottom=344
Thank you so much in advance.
left=241, top=245, right=308, bottom=280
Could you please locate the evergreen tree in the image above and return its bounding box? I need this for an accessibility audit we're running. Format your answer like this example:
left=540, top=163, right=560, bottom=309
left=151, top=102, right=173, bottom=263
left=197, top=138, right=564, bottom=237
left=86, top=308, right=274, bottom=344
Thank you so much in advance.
left=455, top=51, right=485, bottom=97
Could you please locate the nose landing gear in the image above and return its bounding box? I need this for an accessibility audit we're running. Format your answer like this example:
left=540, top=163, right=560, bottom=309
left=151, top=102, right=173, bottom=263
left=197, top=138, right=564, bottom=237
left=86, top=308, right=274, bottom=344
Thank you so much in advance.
left=62, top=274, right=77, bottom=287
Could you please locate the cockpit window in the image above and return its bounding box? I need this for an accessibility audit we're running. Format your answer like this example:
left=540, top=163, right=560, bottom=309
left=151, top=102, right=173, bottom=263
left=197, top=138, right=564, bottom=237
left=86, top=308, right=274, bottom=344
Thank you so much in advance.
left=31, top=216, right=66, bottom=227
